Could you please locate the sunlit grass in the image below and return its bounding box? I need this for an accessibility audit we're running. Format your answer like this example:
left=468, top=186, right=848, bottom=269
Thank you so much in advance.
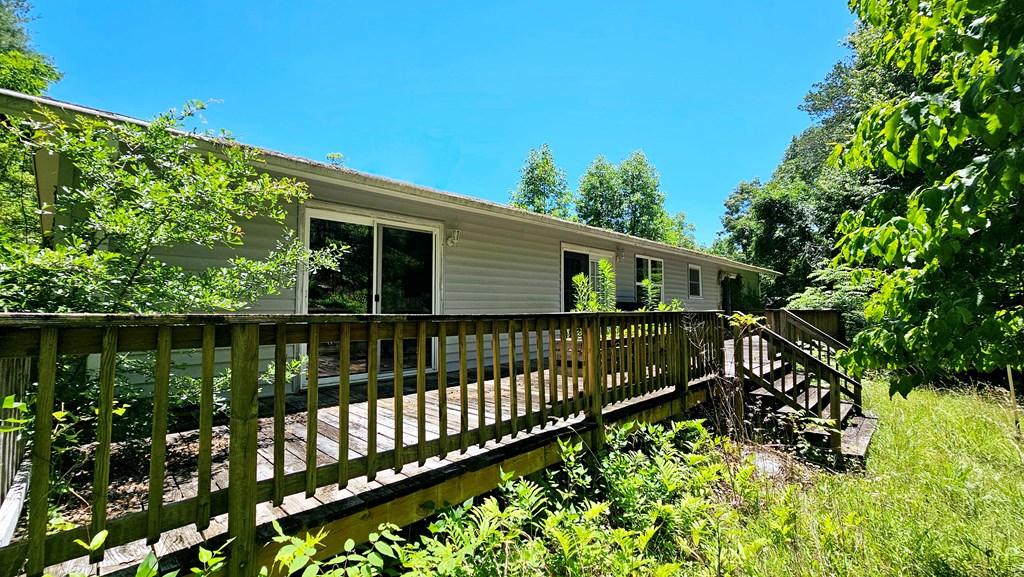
left=743, top=378, right=1024, bottom=576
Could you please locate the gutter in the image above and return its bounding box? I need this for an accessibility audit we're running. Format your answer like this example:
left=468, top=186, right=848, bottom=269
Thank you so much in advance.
left=0, top=88, right=779, bottom=277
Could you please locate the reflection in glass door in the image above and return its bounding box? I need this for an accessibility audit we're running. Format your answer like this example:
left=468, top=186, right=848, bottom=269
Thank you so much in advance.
left=307, top=215, right=436, bottom=380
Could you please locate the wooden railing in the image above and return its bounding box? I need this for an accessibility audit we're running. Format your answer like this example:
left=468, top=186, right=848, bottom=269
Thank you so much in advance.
left=0, top=358, right=30, bottom=547
left=0, top=310, right=723, bottom=577
left=761, top=309, right=861, bottom=409
left=736, top=322, right=862, bottom=450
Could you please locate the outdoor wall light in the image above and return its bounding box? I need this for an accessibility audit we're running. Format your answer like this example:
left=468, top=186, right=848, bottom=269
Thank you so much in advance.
left=446, top=229, right=461, bottom=247
left=617, top=247, right=627, bottom=261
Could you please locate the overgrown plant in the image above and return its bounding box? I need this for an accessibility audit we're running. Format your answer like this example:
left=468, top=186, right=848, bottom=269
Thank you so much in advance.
left=571, top=258, right=616, bottom=313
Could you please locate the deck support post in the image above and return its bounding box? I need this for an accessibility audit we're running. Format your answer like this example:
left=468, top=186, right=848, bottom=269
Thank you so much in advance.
left=583, top=316, right=604, bottom=450
left=228, top=323, right=260, bottom=577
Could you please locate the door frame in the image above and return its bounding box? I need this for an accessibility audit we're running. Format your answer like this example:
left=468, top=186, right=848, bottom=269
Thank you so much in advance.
left=297, top=205, right=443, bottom=385
left=559, top=242, right=615, bottom=311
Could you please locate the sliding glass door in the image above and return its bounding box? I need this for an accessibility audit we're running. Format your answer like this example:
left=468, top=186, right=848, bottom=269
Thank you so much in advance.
left=307, top=213, right=437, bottom=381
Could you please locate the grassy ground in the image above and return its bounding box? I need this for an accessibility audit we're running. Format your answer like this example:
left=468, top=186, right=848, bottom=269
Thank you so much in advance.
left=742, top=377, right=1024, bottom=576
left=267, top=377, right=1024, bottom=577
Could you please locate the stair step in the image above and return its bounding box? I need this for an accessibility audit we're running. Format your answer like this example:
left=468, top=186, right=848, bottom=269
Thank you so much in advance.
left=745, top=359, right=787, bottom=381
left=777, top=380, right=831, bottom=415
left=749, top=372, right=806, bottom=398
left=802, top=402, right=856, bottom=437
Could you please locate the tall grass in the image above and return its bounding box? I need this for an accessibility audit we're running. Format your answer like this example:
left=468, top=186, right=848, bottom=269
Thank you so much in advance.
left=742, top=378, right=1024, bottom=576
left=265, top=377, right=1024, bottom=577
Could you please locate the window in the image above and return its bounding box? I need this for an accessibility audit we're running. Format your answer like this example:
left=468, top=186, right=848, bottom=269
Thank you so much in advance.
left=561, top=244, right=615, bottom=311
left=635, top=256, right=664, bottom=306
left=688, top=264, right=703, bottom=298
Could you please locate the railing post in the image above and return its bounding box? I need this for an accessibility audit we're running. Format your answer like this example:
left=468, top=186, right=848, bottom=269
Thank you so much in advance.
left=829, top=373, right=843, bottom=462
left=26, top=331, right=57, bottom=577
left=733, top=329, right=746, bottom=438
left=679, top=314, right=690, bottom=399
left=583, top=316, right=604, bottom=450
left=228, top=323, right=260, bottom=577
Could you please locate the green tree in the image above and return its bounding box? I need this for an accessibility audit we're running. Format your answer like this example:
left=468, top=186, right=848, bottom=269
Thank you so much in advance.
left=577, top=150, right=671, bottom=243
left=658, top=210, right=697, bottom=249
left=508, top=143, right=574, bottom=219
left=617, top=150, right=666, bottom=241
left=0, top=101, right=342, bottom=313
left=576, top=154, right=624, bottom=231
left=0, top=1, right=59, bottom=95
left=715, top=24, right=916, bottom=307
left=835, top=0, right=1024, bottom=394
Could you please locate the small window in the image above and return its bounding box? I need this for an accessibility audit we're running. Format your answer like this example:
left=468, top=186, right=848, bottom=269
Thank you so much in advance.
left=635, top=256, right=664, bottom=305
left=688, top=264, right=702, bottom=298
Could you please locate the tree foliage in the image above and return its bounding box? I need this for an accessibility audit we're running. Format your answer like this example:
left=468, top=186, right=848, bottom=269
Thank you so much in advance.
left=715, top=25, right=915, bottom=308
left=834, top=0, right=1024, bottom=394
left=576, top=150, right=683, bottom=244
left=508, top=143, right=574, bottom=220
left=0, top=102, right=342, bottom=313
left=576, top=154, right=623, bottom=231
left=0, top=1, right=59, bottom=95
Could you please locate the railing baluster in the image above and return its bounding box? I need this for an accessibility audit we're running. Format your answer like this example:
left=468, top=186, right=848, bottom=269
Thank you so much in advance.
left=475, top=322, right=486, bottom=447
left=572, top=317, right=582, bottom=415
left=437, top=321, right=449, bottom=456
left=367, top=322, right=379, bottom=481
left=90, top=327, right=118, bottom=563
left=559, top=317, right=569, bottom=417
left=547, top=319, right=557, bottom=418
left=458, top=321, right=469, bottom=453
left=601, top=318, right=610, bottom=402
left=508, top=319, right=518, bottom=437
left=306, top=324, right=320, bottom=497
left=491, top=321, right=502, bottom=441
left=197, top=324, right=215, bottom=528
left=147, top=325, right=172, bottom=544
left=610, top=318, right=619, bottom=402
left=272, top=324, right=286, bottom=506
left=394, top=323, right=404, bottom=473
left=535, top=319, right=546, bottom=427
left=416, top=321, right=427, bottom=466
left=522, top=319, right=533, bottom=432
left=338, top=323, right=351, bottom=488
left=26, top=328, right=57, bottom=577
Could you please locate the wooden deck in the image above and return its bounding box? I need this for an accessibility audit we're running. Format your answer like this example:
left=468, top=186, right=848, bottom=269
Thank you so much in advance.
left=53, top=362, right=688, bottom=576
left=0, top=310, right=863, bottom=577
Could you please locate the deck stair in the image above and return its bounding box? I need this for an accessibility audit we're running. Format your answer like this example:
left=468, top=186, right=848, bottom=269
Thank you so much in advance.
left=734, top=310, right=869, bottom=460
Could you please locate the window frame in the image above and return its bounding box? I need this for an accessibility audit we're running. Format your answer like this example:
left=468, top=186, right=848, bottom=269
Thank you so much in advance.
left=560, top=243, right=615, bottom=312
left=688, top=264, right=703, bottom=299
left=634, top=254, right=665, bottom=305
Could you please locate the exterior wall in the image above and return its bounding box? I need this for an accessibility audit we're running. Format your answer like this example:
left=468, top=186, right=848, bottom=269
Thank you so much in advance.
left=145, top=167, right=762, bottom=390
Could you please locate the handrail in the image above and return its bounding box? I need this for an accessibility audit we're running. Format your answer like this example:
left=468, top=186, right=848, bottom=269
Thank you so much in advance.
left=0, top=310, right=714, bottom=576
left=753, top=323, right=860, bottom=396
left=779, top=309, right=847, bottom=350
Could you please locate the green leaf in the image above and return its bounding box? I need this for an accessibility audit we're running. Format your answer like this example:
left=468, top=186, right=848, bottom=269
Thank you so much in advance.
left=288, top=554, right=310, bottom=574
left=367, top=552, right=384, bottom=568
left=134, top=552, right=159, bottom=577
left=373, top=540, right=394, bottom=558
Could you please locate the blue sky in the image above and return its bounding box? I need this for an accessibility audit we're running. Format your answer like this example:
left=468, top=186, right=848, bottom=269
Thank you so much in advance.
left=29, top=1, right=856, bottom=245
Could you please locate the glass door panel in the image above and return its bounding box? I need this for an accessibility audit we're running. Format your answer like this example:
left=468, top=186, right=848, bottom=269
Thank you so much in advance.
left=308, top=218, right=372, bottom=377
left=378, top=225, right=434, bottom=373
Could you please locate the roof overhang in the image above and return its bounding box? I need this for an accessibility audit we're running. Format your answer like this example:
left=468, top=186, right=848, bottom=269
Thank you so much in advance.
left=0, top=88, right=780, bottom=277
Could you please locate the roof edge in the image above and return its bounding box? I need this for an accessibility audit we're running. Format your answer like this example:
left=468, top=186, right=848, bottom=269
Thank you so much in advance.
left=0, top=88, right=780, bottom=277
